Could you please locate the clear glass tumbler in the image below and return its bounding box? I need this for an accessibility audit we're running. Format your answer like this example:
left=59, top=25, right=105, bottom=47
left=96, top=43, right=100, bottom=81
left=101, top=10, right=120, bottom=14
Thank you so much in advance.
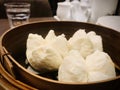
left=4, top=3, right=31, bottom=28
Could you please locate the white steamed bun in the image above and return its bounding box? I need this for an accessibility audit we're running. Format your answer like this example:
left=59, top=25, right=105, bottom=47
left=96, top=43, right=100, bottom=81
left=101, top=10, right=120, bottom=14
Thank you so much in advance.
left=87, top=31, right=103, bottom=51
left=68, top=29, right=103, bottom=58
left=26, top=33, right=45, bottom=61
left=46, top=33, right=69, bottom=58
left=26, top=29, right=116, bottom=82
left=58, top=50, right=88, bottom=83
left=26, top=30, right=69, bottom=72
left=58, top=50, right=116, bottom=83
left=68, top=29, right=94, bottom=58
left=30, top=45, right=63, bottom=72
left=86, top=50, right=116, bottom=82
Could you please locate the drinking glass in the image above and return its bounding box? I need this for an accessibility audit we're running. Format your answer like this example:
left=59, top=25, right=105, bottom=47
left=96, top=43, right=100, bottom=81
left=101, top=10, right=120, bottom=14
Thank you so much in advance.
left=4, top=3, right=31, bottom=28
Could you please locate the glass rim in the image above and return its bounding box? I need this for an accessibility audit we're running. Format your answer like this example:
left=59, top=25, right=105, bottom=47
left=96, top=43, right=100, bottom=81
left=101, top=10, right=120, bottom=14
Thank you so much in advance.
left=4, top=2, right=31, bottom=7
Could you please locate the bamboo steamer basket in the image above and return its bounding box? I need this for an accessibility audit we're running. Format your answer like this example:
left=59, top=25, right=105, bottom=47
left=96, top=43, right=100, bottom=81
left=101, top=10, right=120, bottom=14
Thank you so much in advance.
left=0, top=21, right=120, bottom=90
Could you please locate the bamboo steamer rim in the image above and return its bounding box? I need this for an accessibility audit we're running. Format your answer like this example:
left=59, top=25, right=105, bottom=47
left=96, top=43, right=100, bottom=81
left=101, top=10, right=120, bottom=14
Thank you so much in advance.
left=0, top=21, right=120, bottom=88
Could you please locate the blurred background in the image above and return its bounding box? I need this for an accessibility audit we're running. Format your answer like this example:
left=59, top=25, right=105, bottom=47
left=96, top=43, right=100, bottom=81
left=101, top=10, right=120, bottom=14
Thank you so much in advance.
left=0, top=0, right=120, bottom=22
left=0, top=0, right=65, bottom=18
left=0, top=0, right=120, bottom=19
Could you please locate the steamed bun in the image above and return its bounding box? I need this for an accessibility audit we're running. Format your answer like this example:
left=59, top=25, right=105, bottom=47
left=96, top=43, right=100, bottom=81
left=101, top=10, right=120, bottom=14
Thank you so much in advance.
left=45, top=30, right=56, bottom=42
left=26, top=29, right=116, bottom=82
left=87, top=31, right=103, bottom=51
left=45, top=30, right=69, bottom=58
left=68, top=29, right=103, bottom=58
left=58, top=50, right=116, bottom=83
left=86, top=50, right=116, bottom=82
left=26, top=30, right=69, bottom=72
left=30, top=45, right=63, bottom=72
left=47, top=34, right=69, bottom=58
left=58, top=50, right=88, bottom=83
left=69, top=30, right=94, bottom=58
left=88, top=71, right=112, bottom=82
left=26, top=33, right=45, bottom=61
